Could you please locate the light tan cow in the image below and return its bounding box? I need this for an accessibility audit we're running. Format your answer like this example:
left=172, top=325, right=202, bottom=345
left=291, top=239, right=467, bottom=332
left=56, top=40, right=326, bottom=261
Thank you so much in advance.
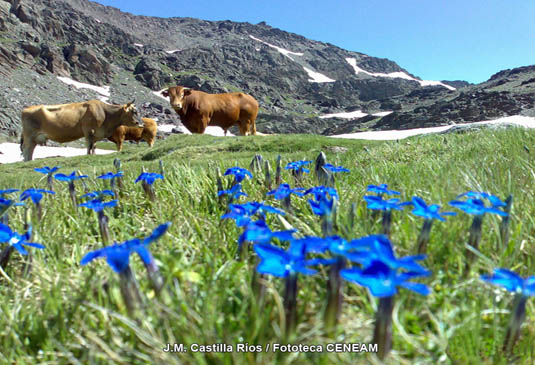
left=162, top=86, right=258, bottom=136
left=108, top=117, right=158, bottom=151
left=20, top=99, right=143, bottom=161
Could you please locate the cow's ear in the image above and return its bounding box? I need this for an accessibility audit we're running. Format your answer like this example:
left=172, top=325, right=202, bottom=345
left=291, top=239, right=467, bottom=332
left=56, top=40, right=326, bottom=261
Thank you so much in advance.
left=183, top=88, right=192, bottom=96
left=162, top=89, right=169, bottom=97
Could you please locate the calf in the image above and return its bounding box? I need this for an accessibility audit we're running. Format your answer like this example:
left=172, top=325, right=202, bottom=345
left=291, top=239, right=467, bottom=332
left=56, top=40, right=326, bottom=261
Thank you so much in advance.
left=108, top=117, right=158, bottom=151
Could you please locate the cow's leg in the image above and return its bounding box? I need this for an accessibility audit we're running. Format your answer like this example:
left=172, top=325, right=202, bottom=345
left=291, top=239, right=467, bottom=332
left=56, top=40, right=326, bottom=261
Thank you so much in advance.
left=250, top=120, right=257, bottom=135
left=197, top=116, right=209, bottom=134
left=21, top=136, right=36, bottom=162
left=117, top=139, right=123, bottom=152
left=86, top=137, right=95, bottom=155
left=238, top=123, right=248, bottom=136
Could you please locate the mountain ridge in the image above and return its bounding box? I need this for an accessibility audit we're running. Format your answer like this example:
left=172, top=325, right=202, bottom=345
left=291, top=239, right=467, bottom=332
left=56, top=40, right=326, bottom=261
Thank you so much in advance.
left=0, top=0, right=533, bottom=139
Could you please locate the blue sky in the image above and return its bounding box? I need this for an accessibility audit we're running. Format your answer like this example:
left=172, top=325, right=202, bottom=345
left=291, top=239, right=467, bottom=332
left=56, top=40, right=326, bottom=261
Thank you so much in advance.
left=92, top=0, right=534, bottom=84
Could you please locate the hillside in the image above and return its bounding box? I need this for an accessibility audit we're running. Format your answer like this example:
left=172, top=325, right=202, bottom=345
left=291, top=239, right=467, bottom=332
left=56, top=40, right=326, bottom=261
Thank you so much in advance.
left=0, top=129, right=534, bottom=363
left=0, top=0, right=534, bottom=140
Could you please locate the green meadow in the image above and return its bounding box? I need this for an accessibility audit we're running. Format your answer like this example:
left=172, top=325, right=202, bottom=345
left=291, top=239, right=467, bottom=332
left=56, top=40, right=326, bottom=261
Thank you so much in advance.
left=0, top=128, right=534, bottom=364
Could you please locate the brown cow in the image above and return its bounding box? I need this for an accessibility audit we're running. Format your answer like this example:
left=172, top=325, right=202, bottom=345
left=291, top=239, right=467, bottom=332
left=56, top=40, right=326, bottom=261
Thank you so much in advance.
left=108, top=117, right=158, bottom=151
left=162, top=86, right=258, bottom=135
left=20, top=99, right=142, bottom=161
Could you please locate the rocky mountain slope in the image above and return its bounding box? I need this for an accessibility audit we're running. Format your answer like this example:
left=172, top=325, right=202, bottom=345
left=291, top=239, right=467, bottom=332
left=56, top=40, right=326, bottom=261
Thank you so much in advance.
left=0, top=0, right=533, bottom=140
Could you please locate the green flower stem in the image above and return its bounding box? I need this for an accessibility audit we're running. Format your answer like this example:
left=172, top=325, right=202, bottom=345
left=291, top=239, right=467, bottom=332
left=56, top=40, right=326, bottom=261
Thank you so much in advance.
left=381, top=210, right=393, bottom=238
left=145, top=259, right=165, bottom=295
left=373, top=295, right=395, bottom=360
left=321, top=214, right=333, bottom=237
left=464, top=214, right=484, bottom=274
left=47, top=173, right=54, bottom=192
left=275, top=155, right=282, bottom=187
left=264, top=160, right=272, bottom=191
left=0, top=245, right=13, bottom=269
left=503, top=294, right=527, bottom=354
left=324, top=255, right=345, bottom=337
left=416, top=219, right=434, bottom=254
left=499, top=195, right=513, bottom=247
left=284, top=272, right=298, bottom=338
left=36, top=202, right=43, bottom=222
left=119, top=265, right=144, bottom=315
left=68, top=181, right=77, bottom=211
left=97, top=211, right=110, bottom=245
left=142, top=181, right=156, bottom=202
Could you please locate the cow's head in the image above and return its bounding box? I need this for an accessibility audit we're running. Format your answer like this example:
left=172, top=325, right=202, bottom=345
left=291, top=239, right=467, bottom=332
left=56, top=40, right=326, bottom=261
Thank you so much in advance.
left=163, top=86, right=192, bottom=112
left=121, top=100, right=143, bottom=127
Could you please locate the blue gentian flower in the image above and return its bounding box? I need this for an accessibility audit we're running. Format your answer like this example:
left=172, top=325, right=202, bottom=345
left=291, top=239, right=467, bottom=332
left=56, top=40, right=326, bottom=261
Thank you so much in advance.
left=347, top=234, right=428, bottom=273
left=449, top=198, right=508, bottom=216
left=80, top=241, right=135, bottom=273
left=143, top=222, right=171, bottom=246
left=135, top=172, right=164, bottom=185
left=323, top=164, right=350, bottom=173
left=238, top=220, right=296, bottom=247
left=285, top=161, right=312, bottom=174
left=221, top=205, right=253, bottom=227
left=0, top=198, right=24, bottom=208
left=0, top=224, right=44, bottom=255
left=224, top=167, right=253, bottom=183
left=481, top=269, right=535, bottom=297
left=241, top=201, right=285, bottom=216
left=457, top=191, right=506, bottom=208
left=254, top=242, right=320, bottom=278
left=367, top=184, right=400, bottom=196
left=266, top=183, right=305, bottom=200
left=308, top=195, right=335, bottom=216
left=79, top=199, right=118, bottom=212
left=0, top=189, right=19, bottom=197
left=304, top=186, right=339, bottom=201
left=409, top=196, right=457, bottom=221
left=34, top=166, right=60, bottom=175
left=341, top=260, right=430, bottom=297
left=364, top=196, right=408, bottom=211
left=222, top=202, right=284, bottom=227
left=481, top=268, right=535, bottom=354
left=20, top=189, right=55, bottom=204
left=80, top=222, right=171, bottom=273
left=217, top=183, right=248, bottom=199
left=54, top=171, right=88, bottom=182
left=98, top=172, right=124, bottom=180
left=81, top=190, right=115, bottom=200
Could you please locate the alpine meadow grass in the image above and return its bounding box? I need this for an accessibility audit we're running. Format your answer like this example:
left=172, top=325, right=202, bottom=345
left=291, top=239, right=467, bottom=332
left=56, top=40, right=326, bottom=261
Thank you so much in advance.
left=0, top=128, right=534, bottom=364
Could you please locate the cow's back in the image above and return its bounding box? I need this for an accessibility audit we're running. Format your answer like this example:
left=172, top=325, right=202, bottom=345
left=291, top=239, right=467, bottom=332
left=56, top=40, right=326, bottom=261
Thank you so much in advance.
left=21, top=101, right=93, bottom=143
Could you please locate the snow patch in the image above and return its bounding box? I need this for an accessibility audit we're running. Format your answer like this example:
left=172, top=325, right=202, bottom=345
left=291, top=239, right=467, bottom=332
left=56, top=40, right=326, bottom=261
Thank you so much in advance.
left=330, top=116, right=535, bottom=141
left=153, top=89, right=170, bottom=102
left=95, top=18, right=101, bottom=23
left=134, top=43, right=144, bottom=47
left=57, top=76, right=110, bottom=102
left=373, top=111, right=393, bottom=117
left=0, top=143, right=113, bottom=164
left=158, top=124, right=235, bottom=136
left=303, top=67, right=335, bottom=83
left=249, top=35, right=303, bottom=60
left=165, top=49, right=181, bottom=54
left=345, top=58, right=455, bottom=91
left=319, top=110, right=368, bottom=119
